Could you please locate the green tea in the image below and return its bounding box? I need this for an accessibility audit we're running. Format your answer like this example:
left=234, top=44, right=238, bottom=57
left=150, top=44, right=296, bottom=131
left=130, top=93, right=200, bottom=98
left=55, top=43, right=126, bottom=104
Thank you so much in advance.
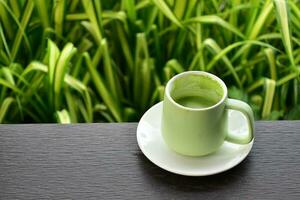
left=175, top=96, right=218, bottom=109
left=170, top=74, right=223, bottom=109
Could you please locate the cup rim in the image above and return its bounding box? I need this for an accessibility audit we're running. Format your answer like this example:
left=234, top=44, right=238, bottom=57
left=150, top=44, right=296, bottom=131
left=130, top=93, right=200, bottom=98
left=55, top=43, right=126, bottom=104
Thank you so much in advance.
left=165, top=71, right=227, bottom=111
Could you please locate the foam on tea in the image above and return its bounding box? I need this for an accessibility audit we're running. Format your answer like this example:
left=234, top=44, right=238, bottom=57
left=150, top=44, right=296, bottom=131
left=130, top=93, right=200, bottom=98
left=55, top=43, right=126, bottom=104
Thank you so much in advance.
left=170, top=74, right=224, bottom=109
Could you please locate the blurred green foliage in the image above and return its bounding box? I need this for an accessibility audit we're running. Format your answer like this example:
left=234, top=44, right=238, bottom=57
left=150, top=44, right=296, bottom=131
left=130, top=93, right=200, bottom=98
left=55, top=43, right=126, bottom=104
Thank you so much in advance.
left=0, top=0, right=300, bottom=123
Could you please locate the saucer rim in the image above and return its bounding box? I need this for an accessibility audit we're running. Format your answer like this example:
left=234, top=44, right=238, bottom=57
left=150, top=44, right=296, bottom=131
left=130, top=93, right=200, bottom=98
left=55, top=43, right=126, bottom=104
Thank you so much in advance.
left=136, top=101, right=254, bottom=176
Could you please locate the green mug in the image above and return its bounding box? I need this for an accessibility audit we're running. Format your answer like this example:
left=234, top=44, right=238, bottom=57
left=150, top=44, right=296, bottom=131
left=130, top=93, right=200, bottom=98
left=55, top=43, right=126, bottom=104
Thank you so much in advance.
left=161, top=71, right=254, bottom=156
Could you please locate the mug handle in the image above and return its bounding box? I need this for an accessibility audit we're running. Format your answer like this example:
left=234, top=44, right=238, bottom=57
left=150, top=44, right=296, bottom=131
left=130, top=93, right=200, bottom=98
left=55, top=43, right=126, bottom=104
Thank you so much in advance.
left=225, top=98, right=254, bottom=144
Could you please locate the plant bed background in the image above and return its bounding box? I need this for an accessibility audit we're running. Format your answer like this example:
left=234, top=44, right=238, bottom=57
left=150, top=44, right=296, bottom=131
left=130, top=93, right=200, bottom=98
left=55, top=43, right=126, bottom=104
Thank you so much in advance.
left=0, top=0, right=300, bottom=123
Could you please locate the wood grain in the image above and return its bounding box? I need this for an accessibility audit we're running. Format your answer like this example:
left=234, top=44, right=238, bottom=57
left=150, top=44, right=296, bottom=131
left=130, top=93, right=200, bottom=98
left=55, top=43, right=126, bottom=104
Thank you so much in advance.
left=0, top=122, right=299, bottom=199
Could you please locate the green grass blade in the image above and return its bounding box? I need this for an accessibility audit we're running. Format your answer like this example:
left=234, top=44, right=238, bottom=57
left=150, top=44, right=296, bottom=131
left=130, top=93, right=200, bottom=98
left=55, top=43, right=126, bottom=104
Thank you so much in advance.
left=247, top=78, right=265, bottom=93
left=264, top=48, right=277, bottom=80
left=22, top=61, right=48, bottom=77
left=0, top=78, right=22, bottom=94
left=101, top=39, right=118, bottom=99
left=203, top=38, right=242, bottom=88
left=84, top=52, right=122, bottom=122
left=150, top=85, right=165, bottom=105
left=0, top=2, right=13, bottom=39
left=53, top=43, right=77, bottom=110
left=274, top=0, right=295, bottom=67
left=245, top=0, right=261, bottom=37
left=72, top=54, right=84, bottom=78
left=204, top=40, right=278, bottom=87
left=290, top=14, right=300, bottom=35
left=237, top=0, right=273, bottom=83
left=185, top=15, right=245, bottom=38
left=136, top=0, right=151, bottom=10
left=70, top=0, right=80, bottom=12
left=289, top=0, right=300, bottom=39
left=94, top=0, right=104, bottom=34
left=150, top=25, right=162, bottom=67
left=165, top=59, right=184, bottom=73
left=64, top=76, right=92, bottom=122
left=151, top=0, right=183, bottom=28
left=140, top=58, right=153, bottom=111
left=10, top=0, right=34, bottom=61
left=77, top=37, right=93, bottom=52
left=248, top=0, right=273, bottom=40
left=145, top=6, right=158, bottom=32
left=102, top=11, right=127, bottom=24
left=94, top=103, right=113, bottom=122
left=195, top=1, right=202, bottom=50
left=1, top=67, right=15, bottom=85
left=66, top=13, right=88, bottom=21
left=83, top=90, right=93, bottom=122
left=163, top=65, right=174, bottom=81
left=0, top=0, right=32, bottom=60
left=123, top=0, right=136, bottom=22
left=262, top=79, right=276, bottom=119
left=0, top=97, right=14, bottom=123
left=134, top=33, right=149, bottom=105
left=191, top=1, right=205, bottom=70
left=8, top=0, right=21, bottom=18
left=189, top=50, right=204, bottom=71
left=15, top=96, right=23, bottom=121
left=82, top=0, right=102, bottom=44
left=64, top=74, right=87, bottom=92
left=174, top=0, right=186, bottom=20
left=65, top=90, right=78, bottom=123
left=276, top=71, right=300, bottom=86
left=82, top=46, right=102, bottom=84
left=232, top=40, right=279, bottom=63
left=81, top=21, right=99, bottom=41
left=116, top=23, right=133, bottom=71
left=0, top=49, right=10, bottom=65
left=54, top=0, right=65, bottom=36
left=56, top=109, right=71, bottom=124
left=157, top=86, right=165, bottom=101
left=280, top=83, right=289, bottom=109
left=33, top=0, right=50, bottom=28
left=293, top=79, right=298, bottom=105
left=78, top=100, right=90, bottom=122
left=289, top=1, right=300, bottom=21
left=0, top=22, right=11, bottom=61
left=47, top=40, right=60, bottom=110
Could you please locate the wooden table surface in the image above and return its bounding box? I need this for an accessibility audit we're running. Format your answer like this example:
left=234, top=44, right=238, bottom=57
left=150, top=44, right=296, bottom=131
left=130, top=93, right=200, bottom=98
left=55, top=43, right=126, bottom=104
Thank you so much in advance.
left=0, top=122, right=299, bottom=199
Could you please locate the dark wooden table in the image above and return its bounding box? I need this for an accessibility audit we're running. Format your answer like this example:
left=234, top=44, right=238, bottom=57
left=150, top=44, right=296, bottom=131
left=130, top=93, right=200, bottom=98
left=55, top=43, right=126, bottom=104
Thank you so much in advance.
left=0, top=122, right=299, bottom=199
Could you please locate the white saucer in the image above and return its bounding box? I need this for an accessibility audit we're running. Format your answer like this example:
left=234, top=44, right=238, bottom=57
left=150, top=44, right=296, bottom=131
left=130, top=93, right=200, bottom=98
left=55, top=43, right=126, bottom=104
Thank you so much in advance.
left=137, top=102, right=254, bottom=176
